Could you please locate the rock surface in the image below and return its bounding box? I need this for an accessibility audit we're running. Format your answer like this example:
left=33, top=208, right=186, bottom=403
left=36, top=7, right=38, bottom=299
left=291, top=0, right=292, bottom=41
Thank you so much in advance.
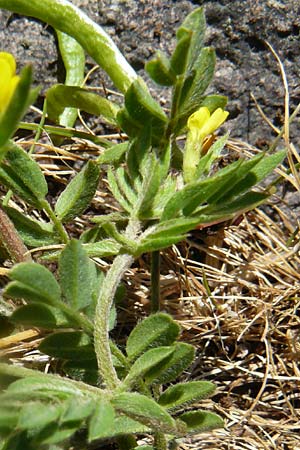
left=0, top=0, right=299, bottom=146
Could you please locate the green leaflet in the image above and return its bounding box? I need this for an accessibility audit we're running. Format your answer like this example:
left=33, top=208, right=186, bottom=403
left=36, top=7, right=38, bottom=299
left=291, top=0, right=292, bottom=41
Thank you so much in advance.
left=126, top=313, right=180, bottom=361
left=6, top=262, right=61, bottom=306
left=39, top=331, right=96, bottom=361
left=59, top=240, right=96, bottom=311
left=3, top=206, right=58, bottom=247
left=47, top=85, right=119, bottom=125
left=178, top=410, right=224, bottom=434
left=55, top=31, right=85, bottom=128
left=145, top=51, right=176, bottom=86
left=0, top=142, right=48, bottom=207
left=158, top=381, right=216, bottom=410
left=144, top=342, right=195, bottom=385
left=11, top=303, right=70, bottom=329
left=88, top=400, right=115, bottom=442
left=55, top=160, right=100, bottom=222
left=112, top=392, right=177, bottom=434
left=123, top=346, right=175, bottom=389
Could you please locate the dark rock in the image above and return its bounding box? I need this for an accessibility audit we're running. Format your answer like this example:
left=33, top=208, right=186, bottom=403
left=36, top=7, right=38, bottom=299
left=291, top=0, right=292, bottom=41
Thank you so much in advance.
left=0, top=0, right=299, bottom=146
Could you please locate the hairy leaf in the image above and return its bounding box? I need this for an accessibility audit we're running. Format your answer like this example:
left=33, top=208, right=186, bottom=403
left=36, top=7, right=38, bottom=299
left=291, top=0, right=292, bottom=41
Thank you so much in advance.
left=88, top=400, right=115, bottom=442
left=178, top=410, right=224, bottom=434
left=145, top=342, right=195, bottom=385
left=6, top=262, right=61, bottom=305
left=55, top=160, right=100, bottom=223
left=126, top=313, right=180, bottom=360
left=39, top=331, right=96, bottom=361
left=112, top=392, right=176, bottom=434
left=59, top=239, right=95, bottom=311
left=158, top=381, right=216, bottom=410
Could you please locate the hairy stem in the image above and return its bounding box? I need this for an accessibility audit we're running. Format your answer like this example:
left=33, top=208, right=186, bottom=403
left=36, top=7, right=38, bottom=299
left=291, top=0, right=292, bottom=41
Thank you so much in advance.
left=0, top=205, right=31, bottom=262
left=94, top=253, right=134, bottom=389
left=94, top=220, right=140, bottom=389
left=41, top=201, right=69, bottom=244
left=0, top=0, right=137, bottom=93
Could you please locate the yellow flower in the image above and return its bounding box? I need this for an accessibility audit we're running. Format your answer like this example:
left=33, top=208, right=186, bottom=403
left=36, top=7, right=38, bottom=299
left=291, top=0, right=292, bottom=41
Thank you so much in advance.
left=187, top=106, right=229, bottom=143
left=0, top=52, right=20, bottom=117
left=183, top=106, right=229, bottom=183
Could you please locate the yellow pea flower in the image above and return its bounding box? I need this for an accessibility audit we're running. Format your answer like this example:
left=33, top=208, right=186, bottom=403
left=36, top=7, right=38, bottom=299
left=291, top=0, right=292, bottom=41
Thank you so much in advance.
left=187, top=107, right=229, bottom=143
left=183, top=106, right=229, bottom=183
left=0, top=52, right=20, bottom=117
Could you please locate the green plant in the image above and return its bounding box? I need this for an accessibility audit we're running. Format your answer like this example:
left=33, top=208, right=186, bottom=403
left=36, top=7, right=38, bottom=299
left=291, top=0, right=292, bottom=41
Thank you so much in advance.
left=0, top=2, right=286, bottom=449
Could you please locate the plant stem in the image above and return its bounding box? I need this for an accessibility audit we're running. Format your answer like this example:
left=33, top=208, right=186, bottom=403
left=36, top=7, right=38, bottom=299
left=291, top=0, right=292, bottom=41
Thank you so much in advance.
left=41, top=200, right=69, bottom=244
left=154, top=432, right=168, bottom=450
left=0, top=205, right=32, bottom=262
left=0, top=0, right=137, bottom=93
left=150, top=250, right=161, bottom=313
left=94, top=253, right=134, bottom=389
left=94, top=220, right=140, bottom=389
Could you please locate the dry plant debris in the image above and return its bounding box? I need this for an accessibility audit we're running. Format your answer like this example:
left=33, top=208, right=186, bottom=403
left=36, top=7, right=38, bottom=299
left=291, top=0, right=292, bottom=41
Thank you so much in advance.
left=0, top=134, right=299, bottom=450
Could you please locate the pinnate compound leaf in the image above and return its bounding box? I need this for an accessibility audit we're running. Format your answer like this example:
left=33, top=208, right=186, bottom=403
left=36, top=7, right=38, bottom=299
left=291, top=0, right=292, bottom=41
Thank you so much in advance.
left=123, top=346, right=175, bottom=388
left=59, top=239, right=95, bottom=311
left=39, top=331, right=96, bottom=361
left=145, top=342, right=195, bottom=385
left=178, top=410, right=224, bottom=434
left=126, top=313, right=180, bottom=360
left=88, top=400, right=115, bottom=442
left=112, top=392, right=176, bottom=433
left=55, top=160, right=100, bottom=223
left=158, top=381, right=216, bottom=410
left=5, top=262, right=61, bottom=305
left=11, top=303, right=69, bottom=329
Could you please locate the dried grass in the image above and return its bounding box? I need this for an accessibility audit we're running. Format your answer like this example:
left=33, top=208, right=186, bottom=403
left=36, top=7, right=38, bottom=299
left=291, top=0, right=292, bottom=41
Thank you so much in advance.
left=0, top=127, right=299, bottom=450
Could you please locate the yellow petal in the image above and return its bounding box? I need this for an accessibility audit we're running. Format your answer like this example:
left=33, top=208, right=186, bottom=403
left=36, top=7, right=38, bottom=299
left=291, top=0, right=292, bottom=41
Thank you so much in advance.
left=0, top=59, right=13, bottom=113
left=187, top=106, right=210, bottom=131
left=0, top=52, right=16, bottom=77
left=198, top=108, right=229, bottom=140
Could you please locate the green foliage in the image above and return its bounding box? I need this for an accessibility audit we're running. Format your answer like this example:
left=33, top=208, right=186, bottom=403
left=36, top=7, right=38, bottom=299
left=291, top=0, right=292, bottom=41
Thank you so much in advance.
left=47, top=85, right=119, bottom=125
left=0, top=3, right=287, bottom=450
left=126, top=313, right=180, bottom=360
left=55, top=160, right=100, bottom=223
left=0, top=142, right=47, bottom=208
left=0, top=65, right=38, bottom=151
